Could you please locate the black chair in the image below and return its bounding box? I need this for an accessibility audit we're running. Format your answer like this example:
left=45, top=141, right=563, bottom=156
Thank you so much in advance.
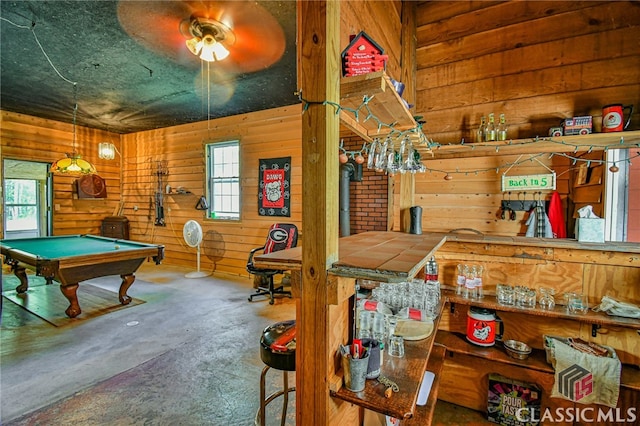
left=247, top=223, right=298, bottom=304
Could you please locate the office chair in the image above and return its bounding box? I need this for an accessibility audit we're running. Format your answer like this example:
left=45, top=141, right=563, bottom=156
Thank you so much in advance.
left=247, top=223, right=298, bottom=304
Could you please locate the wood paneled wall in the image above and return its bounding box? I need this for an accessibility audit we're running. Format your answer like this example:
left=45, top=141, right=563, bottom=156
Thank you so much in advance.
left=0, top=111, right=122, bottom=237
left=393, top=0, right=640, bottom=237
left=416, top=0, right=639, bottom=142
left=120, top=105, right=302, bottom=276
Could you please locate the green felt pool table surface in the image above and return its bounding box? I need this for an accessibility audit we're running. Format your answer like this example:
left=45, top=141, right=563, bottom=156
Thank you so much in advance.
left=1, top=234, right=160, bottom=259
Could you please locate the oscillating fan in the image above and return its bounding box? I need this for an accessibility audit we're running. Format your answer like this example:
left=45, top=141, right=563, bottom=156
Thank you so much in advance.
left=183, top=220, right=210, bottom=278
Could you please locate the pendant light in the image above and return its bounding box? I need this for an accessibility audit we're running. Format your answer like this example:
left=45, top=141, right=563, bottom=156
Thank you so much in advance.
left=50, top=84, right=96, bottom=174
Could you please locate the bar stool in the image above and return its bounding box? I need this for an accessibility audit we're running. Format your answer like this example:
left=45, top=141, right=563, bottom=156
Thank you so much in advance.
left=256, top=320, right=296, bottom=426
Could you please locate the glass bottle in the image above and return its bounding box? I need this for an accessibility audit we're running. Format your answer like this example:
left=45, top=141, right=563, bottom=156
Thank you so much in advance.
left=476, top=116, right=486, bottom=143
left=473, top=265, right=484, bottom=299
left=464, top=266, right=477, bottom=299
left=484, top=113, right=496, bottom=142
left=497, top=113, right=508, bottom=141
left=425, top=256, right=438, bottom=281
left=456, top=264, right=467, bottom=296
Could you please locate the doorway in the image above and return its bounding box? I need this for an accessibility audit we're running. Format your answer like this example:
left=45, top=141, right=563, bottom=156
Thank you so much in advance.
left=2, top=159, right=52, bottom=239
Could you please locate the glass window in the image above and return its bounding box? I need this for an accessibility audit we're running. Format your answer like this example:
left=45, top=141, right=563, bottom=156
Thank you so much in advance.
left=206, top=141, right=240, bottom=220
left=4, top=179, right=39, bottom=231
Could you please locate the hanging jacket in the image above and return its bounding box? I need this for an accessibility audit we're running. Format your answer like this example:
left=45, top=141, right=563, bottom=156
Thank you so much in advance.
left=547, top=191, right=567, bottom=238
left=526, top=201, right=554, bottom=238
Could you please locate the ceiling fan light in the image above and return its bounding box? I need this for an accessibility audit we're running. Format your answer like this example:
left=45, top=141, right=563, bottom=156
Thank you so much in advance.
left=185, top=17, right=233, bottom=62
left=186, top=36, right=203, bottom=55
left=210, top=41, right=229, bottom=61
left=199, top=34, right=229, bottom=62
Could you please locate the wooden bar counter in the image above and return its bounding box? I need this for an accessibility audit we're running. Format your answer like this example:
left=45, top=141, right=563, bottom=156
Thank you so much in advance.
left=255, top=231, right=640, bottom=424
left=255, top=231, right=447, bottom=423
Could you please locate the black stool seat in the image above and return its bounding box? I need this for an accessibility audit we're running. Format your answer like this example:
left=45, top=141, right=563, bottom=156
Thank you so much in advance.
left=260, top=320, right=296, bottom=371
left=257, top=320, right=296, bottom=426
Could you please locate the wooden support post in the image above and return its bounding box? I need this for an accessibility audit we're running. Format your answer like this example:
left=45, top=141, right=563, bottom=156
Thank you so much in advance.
left=298, top=1, right=341, bottom=424
left=398, top=1, right=417, bottom=233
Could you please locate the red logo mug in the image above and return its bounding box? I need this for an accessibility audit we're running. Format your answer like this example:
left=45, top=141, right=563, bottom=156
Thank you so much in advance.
left=602, top=104, right=634, bottom=132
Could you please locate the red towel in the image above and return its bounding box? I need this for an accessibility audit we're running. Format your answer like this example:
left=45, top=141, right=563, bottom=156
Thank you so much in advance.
left=548, top=191, right=567, bottom=238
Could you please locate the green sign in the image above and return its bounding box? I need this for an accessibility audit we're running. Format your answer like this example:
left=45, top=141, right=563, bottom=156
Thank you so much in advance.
left=501, top=173, right=556, bottom=191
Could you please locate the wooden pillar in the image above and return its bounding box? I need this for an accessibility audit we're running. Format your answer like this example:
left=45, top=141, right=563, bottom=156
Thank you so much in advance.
left=298, top=1, right=340, bottom=424
left=398, top=0, right=417, bottom=232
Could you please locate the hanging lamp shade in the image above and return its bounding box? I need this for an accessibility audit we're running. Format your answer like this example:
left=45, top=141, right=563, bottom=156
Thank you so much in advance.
left=50, top=84, right=96, bottom=175
left=50, top=153, right=96, bottom=174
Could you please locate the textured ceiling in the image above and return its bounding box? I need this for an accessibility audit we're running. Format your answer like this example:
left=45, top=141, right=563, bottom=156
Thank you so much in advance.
left=0, top=0, right=298, bottom=134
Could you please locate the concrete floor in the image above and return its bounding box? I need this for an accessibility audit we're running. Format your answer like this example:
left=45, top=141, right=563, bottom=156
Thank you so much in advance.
left=1, top=263, right=490, bottom=425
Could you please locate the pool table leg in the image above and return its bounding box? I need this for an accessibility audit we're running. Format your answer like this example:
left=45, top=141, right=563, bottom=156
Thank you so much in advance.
left=9, top=263, right=29, bottom=294
left=118, top=274, right=135, bottom=305
left=59, top=283, right=81, bottom=318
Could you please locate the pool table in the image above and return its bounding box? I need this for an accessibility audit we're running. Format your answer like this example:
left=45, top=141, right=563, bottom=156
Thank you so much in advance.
left=1, top=234, right=164, bottom=318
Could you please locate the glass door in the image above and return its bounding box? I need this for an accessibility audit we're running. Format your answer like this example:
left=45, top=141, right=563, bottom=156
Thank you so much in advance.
left=2, top=160, right=51, bottom=239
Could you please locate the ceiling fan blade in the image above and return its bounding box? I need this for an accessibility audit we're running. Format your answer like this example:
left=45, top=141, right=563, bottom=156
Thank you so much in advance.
left=117, top=0, right=286, bottom=73
left=117, top=1, right=197, bottom=66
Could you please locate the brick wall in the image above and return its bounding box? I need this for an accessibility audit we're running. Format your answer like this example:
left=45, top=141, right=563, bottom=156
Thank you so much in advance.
left=341, top=134, right=388, bottom=234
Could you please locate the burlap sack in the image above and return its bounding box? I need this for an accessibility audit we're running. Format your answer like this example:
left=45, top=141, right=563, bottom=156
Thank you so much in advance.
left=550, top=339, right=621, bottom=408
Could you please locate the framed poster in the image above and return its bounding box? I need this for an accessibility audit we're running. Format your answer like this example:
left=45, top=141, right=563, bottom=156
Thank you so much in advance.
left=258, top=157, right=291, bottom=216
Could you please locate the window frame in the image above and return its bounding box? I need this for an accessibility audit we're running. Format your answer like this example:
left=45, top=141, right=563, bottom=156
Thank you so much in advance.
left=205, top=140, right=241, bottom=221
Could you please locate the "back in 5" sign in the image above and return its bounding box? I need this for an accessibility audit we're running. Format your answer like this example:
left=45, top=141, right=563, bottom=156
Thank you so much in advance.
left=501, top=173, right=556, bottom=191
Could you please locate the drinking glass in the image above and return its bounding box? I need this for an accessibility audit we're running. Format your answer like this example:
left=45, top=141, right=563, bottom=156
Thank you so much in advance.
left=388, top=335, right=405, bottom=357
left=372, top=312, right=387, bottom=344
left=568, top=293, right=589, bottom=315
left=538, top=287, right=556, bottom=310
left=375, top=138, right=389, bottom=171
left=411, top=292, right=426, bottom=310
left=371, top=287, right=382, bottom=302
left=515, top=285, right=529, bottom=308
left=496, top=283, right=514, bottom=306
left=401, top=291, right=412, bottom=310
left=387, top=316, right=398, bottom=337
left=562, top=292, right=579, bottom=314
left=425, top=280, right=440, bottom=303
left=524, top=290, right=536, bottom=309
left=399, top=137, right=408, bottom=174
left=367, top=138, right=379, bottom=169
left=357, top=310, right=373, bottom=339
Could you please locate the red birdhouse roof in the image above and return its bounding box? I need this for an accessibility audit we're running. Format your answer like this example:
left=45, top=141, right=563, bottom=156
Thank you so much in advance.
left=341, top=31, right=385, bottom=59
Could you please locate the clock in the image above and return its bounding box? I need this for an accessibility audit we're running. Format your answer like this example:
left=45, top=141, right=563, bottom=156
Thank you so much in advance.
left=76, top=174, right=107, bottom=198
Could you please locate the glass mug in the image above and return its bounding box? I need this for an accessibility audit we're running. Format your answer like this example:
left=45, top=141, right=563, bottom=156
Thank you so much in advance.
left=514, top=285, right=530, bottom=308
left=538, top=287, right=556, bottom=310
left=496, top=283, right=514, bottom=306
left=562, top=292, right=579, bottom=314
left=568, top=293, right=589, bottom=315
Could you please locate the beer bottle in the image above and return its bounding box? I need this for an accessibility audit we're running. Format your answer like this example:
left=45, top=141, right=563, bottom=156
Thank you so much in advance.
left=484, top=113, right=496, bottom=142
left=476, top=116, right=486, bottom=142
left=497, top=113, right=508, bottom=141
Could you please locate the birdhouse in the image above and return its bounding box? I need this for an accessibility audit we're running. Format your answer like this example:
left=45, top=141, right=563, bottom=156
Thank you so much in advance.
left=341, top=31, right=388, bottom=77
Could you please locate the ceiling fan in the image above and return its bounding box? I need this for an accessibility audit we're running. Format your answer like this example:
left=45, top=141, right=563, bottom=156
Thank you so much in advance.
left=117, top=0, right=286, bottom=73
